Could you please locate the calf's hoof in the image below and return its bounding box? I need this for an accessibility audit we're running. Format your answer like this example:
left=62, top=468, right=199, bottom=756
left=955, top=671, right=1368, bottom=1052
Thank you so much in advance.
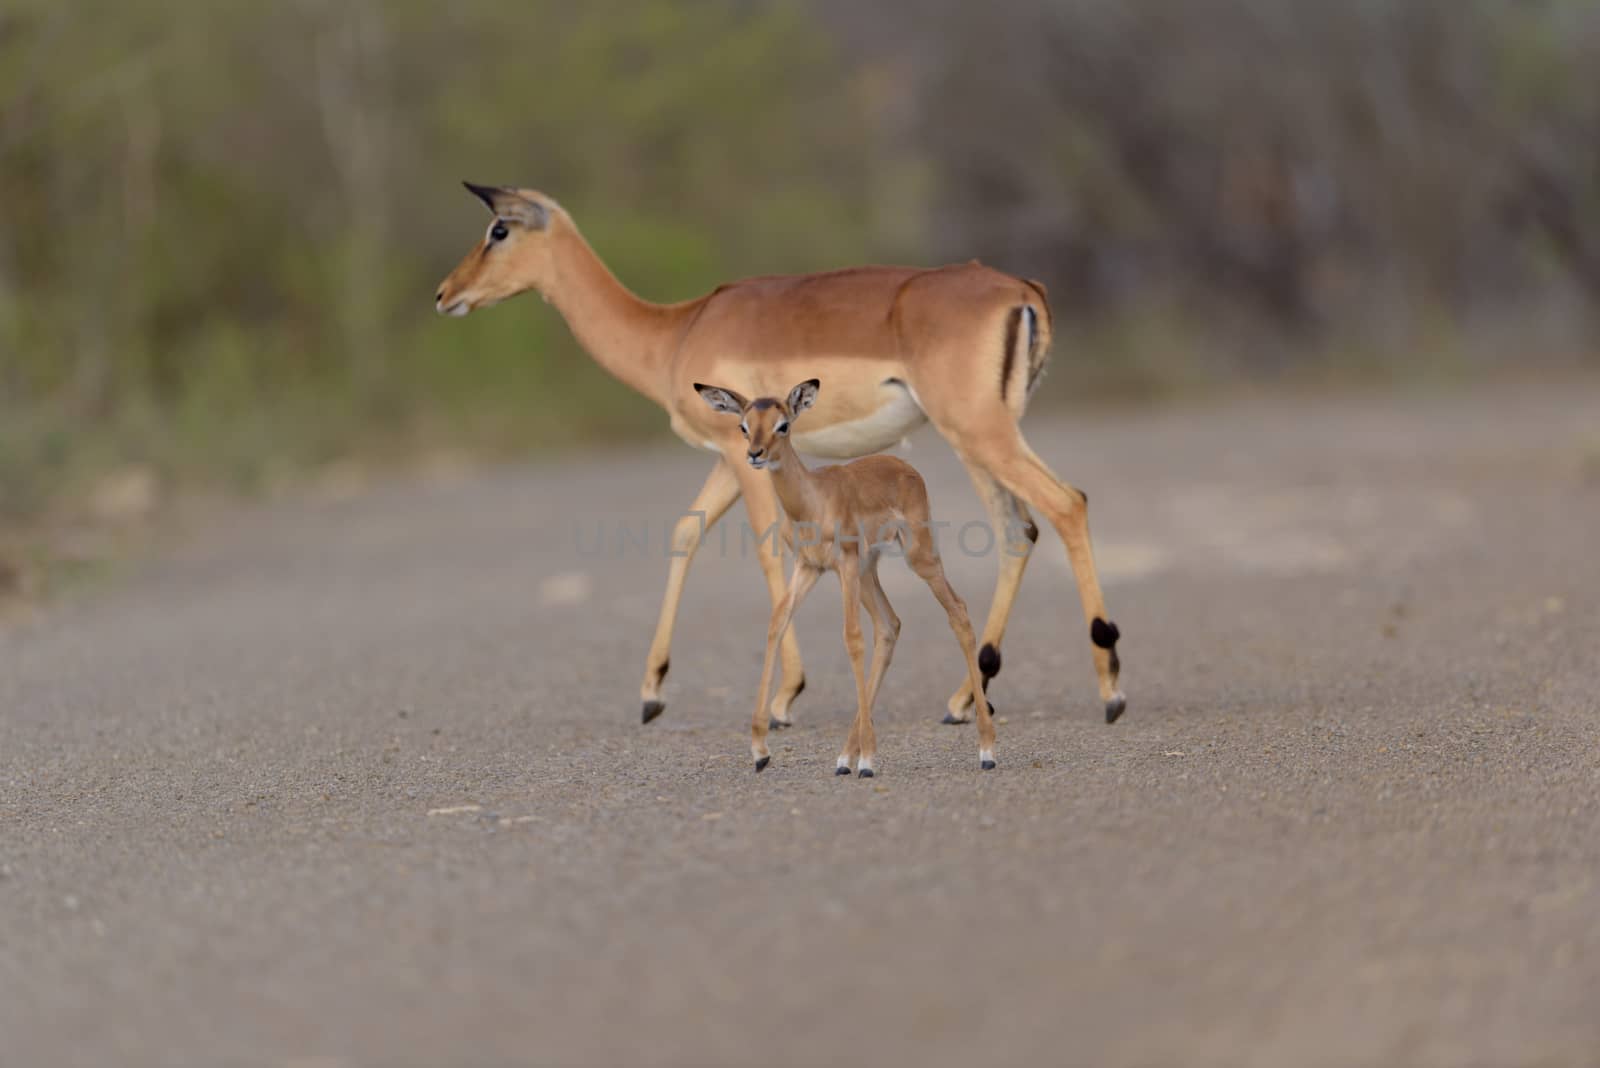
left=641, top=700, right=665, bottom=725
left=1105, top=692, right=1127, bottom=724
left=754, top=755, right=770, bottom=773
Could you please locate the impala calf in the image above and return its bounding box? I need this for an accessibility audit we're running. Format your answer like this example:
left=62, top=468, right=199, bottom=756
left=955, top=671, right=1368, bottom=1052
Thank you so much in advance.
left=695, top=379, right=995, bottom=775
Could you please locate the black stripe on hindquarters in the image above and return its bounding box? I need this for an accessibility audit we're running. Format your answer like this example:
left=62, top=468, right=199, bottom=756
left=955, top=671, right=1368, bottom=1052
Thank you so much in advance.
left=1024, top=303, right=1048, bottom=392
left=1000, top=307, right=1022, bottom=401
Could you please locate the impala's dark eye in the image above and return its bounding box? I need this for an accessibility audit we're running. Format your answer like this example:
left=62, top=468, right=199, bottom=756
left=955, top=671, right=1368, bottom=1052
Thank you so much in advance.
left=489, top=222, right=509, bottom=242
left=775, top=421, right=789, bottom=435
left=739, top=421, right=749, bottom=436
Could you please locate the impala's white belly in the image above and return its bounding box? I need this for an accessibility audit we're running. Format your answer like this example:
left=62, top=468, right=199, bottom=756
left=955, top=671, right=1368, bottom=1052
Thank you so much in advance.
left=793, top=382, right=926, bottom=458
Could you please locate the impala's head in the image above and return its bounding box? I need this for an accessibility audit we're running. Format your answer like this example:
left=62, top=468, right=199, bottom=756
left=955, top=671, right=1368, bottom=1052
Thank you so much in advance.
left=694, top=379, right=820, bottom=470
left=434, top=182, right=563, bottom=317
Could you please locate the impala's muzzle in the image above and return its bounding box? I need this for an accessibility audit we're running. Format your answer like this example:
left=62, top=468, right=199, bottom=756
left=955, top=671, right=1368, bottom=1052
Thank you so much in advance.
left=434, top=288, right=471, bottom=317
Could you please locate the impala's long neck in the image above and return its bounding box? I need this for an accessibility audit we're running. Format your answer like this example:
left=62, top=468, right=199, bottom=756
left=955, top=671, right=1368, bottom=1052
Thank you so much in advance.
left=765, top=436, right=822, bottom=526
left=540, top=220, right=678, bottom=404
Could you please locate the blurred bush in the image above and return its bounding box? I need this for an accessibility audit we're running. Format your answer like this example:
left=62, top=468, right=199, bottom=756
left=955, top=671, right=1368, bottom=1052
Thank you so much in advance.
left=2, top=0, right=1597, bottom=527
left=894, top=0, right=1600, bottom=365
left=0, top=0, right=904, bottom=522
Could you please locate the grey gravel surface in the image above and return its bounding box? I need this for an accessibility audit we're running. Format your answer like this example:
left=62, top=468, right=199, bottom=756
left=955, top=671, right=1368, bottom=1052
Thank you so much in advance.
left=3, top=383, right=1599, bottom=1067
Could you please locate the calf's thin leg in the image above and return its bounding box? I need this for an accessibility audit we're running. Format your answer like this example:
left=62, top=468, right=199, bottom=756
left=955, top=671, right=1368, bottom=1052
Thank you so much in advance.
left=857, top=560, right=901, bottom=713
left=834, top=557, right=877, bottom=777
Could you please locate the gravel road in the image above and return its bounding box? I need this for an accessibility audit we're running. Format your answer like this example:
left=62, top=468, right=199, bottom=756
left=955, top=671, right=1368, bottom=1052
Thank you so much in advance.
left=3, top=383, right=1598, bottom=1067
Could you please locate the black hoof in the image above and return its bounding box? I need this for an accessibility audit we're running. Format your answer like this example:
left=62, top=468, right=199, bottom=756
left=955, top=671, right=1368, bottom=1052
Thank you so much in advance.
left=835, top=765, right=853, bottom=776
left=641, top=700, right=665, bottom=725
left=767, top=717, right=792, bottom=731
left=1105, top=694, right=1127, bottom=724
left=858, top=767, right=875, bottom=778
left=980, top=759, right=997, bottom=771
left=941, top=712, right=970, bottom=726
left=754, top=755, right=770, bottom=772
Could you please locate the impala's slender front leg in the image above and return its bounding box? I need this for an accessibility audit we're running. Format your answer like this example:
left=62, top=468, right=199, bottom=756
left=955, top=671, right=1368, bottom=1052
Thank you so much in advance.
left=751, top=562, right=820, bottom=770
left=834, top=554, right=877, bottom=777
left=640, top=459, right=741, bottom=724
left=943, top=462, right=1036, bottom=724
left=732, top=457, right=808, bottom=727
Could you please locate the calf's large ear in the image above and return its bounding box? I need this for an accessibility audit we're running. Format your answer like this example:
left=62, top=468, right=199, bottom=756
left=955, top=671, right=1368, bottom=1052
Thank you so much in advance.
left=786, top=378, right=820, bottom=416
left=694, top=383, right=748, bottom=415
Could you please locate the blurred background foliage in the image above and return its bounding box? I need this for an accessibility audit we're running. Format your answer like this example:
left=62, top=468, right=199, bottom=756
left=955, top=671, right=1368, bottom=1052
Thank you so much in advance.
left=2, top=0, right=1598, bottom=537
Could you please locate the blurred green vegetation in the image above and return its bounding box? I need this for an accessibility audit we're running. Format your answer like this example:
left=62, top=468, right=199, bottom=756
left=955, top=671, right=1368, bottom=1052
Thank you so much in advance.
left=2, top=0, right=1598, bottom=543
left=0, top=0, right=910, bottom=529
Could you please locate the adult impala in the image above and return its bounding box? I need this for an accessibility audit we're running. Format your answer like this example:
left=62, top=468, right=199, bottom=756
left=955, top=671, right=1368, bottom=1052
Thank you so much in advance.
left=435, top=183, right=1126, bottom=726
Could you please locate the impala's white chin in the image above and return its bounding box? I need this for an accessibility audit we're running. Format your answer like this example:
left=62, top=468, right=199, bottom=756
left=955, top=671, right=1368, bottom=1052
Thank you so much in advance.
left=436, top=299, right=471, bottom=317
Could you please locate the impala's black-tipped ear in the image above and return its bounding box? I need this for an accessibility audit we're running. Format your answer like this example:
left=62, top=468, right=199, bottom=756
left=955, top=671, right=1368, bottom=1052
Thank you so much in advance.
left=461, top=182, right=549, bottom=229
left=786, top=378, right=820, bottom=416
left=694, top=383, right=748, bottom=416
left=463, top=181, right=502, bottom=212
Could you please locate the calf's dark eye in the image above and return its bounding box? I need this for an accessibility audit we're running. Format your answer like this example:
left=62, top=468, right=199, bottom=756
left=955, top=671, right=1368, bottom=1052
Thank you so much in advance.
left=490, top=222, right=509, bottom=242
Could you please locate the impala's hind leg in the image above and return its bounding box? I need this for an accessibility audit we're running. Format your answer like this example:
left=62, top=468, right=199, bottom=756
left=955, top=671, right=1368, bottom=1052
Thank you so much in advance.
left=943, top=461, right=1036, bottom=724
left=751, top=562, right=821, bottom=771
left=904, top=526, right=996, bottom=769
left=965, top=427, right=1125, bottom=722
left=640, top=459, right=742, bottom=724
